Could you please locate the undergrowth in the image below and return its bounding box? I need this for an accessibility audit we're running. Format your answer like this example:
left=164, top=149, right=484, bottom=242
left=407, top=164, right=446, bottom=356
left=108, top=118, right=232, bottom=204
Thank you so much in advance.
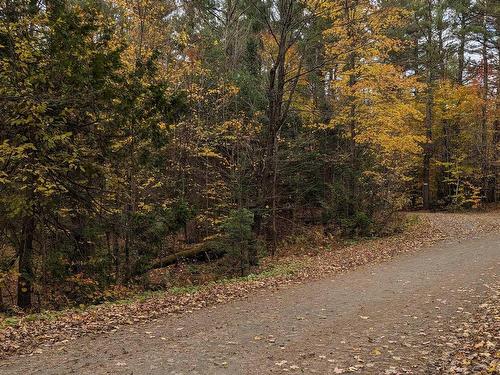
left=0, top=214, right=421, bottom=327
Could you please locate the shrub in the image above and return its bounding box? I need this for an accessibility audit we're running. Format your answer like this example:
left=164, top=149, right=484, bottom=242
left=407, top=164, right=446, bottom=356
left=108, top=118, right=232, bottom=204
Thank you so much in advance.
left=220, top=209, right=258, bottom=275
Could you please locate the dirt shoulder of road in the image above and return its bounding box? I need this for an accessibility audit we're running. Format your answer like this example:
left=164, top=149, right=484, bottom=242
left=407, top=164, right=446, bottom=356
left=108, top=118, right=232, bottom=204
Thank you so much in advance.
left=0, top=211, right=498, bottom=359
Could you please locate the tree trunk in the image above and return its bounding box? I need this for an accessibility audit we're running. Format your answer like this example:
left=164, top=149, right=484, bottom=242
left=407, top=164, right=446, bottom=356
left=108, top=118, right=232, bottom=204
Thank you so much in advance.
left=423, top=78, right=434, bottom=209
left=423, top=0, right=434, bottom=210
left=262, top=0, right=294, bottom=256
left=481, top=16, right=489, bottom=201
left=271, top=136, right=279, bottom=256
left=147, top=244, right=226, bottom=271
left=457, top=14, right=466, bottom=85
left=437, top=14, right=445, bottom=79
left=344, top=0, right=358, bottom=215
left=112, top=232, right=120, bottom=280
left=494, top=17, right=499, bottom=202
left=17, top=215, right=35, bottom=309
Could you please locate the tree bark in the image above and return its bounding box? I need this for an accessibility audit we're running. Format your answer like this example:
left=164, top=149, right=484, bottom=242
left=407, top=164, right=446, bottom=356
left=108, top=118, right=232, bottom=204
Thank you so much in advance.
left=146, top=244, right=226, bottom=271
left=481, top=14, right=489, bottom=201
left=262, top=0, right=297, bottom=256
left=494, top=15, right=499, bottom=202
left=423, top=0, right=434, bottom=210
left=345, top=0, right=358, bottom=215
left=457, top=14, right=466, bottom=85
left=423, top=79, right=434, bottom=209
left=17, top=215, right=35, bottom=309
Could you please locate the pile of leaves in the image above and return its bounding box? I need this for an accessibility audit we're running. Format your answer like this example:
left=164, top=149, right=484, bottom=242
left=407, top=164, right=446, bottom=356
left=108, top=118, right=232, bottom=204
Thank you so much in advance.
left=0, top=211, right=498, bottom=358
left=436, top=283, right=499, bottom=374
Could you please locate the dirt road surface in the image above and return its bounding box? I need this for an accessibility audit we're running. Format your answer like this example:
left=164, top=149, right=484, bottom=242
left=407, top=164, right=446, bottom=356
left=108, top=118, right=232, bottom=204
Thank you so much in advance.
left=1, top=221, right=499, bottom=374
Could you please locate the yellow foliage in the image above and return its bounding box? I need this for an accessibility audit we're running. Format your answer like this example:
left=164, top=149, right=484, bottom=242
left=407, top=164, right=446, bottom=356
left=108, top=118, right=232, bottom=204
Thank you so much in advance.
left=306, top=0, right=425, bottom=180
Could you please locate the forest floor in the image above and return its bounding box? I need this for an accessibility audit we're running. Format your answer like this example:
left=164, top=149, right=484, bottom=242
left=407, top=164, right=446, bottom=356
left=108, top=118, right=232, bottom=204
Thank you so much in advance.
left=0, top=211, right=499, bottom=374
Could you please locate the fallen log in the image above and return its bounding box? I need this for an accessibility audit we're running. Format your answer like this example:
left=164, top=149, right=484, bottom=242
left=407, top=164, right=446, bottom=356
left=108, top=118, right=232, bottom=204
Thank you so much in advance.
left=148, top=242, right=226, bottom=271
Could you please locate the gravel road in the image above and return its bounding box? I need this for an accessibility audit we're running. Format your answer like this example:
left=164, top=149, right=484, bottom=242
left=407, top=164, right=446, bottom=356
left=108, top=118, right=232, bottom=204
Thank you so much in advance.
left=1, top=226, right=498, bottom=374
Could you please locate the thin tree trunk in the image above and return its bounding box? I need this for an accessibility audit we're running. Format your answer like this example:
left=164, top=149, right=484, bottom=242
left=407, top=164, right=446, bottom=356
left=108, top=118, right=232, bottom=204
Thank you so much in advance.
left=494, top=17, right=499, bottom=202
left=17, top=215, right=35, bottom=309
left=481, top=16, right=489, bottom=201
left=263, top=0, right=292, bottom=256
left=437, top=14, right=445, bottom=79
left=423, top=82, right=434, bottom=209
left=271, top=137, right=278, bottom=256
left=438, top=13, right=451, bottom=203
left=423, top=0, right=434, bottom=210
left=347, top=55, right=357, bottom=215
left=113, top=233, right=120, bottom=280
left=457, top=14, right=466, bottom=85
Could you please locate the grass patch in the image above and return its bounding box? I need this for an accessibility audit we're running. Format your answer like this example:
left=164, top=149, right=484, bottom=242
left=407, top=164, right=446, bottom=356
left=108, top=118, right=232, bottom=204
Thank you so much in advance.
left=1, top=316, right=19, bottom=328
left=404, top=213, right=421, bottom=228
left=0, top=309, right=67, bottom=329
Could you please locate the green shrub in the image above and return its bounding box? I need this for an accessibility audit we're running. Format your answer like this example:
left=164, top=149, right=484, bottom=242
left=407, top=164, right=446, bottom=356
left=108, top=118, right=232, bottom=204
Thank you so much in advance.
left=338, top=211, right=373, bottom=237
left=220, top=209, right=258, bottom=276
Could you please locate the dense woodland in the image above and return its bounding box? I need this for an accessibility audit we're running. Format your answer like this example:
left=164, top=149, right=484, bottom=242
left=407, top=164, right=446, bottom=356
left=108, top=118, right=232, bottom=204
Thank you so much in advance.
left=0, top=0, right=498, bottom=310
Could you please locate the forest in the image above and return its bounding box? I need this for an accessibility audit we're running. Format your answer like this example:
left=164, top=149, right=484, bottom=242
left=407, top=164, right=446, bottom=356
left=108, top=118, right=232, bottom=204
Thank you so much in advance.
left=0, top=0, right=498, bottom=311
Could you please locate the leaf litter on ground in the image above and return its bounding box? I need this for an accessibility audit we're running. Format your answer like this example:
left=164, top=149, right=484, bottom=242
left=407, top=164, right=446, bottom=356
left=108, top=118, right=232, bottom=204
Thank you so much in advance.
left=0, top=211, right=498, bottom=359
